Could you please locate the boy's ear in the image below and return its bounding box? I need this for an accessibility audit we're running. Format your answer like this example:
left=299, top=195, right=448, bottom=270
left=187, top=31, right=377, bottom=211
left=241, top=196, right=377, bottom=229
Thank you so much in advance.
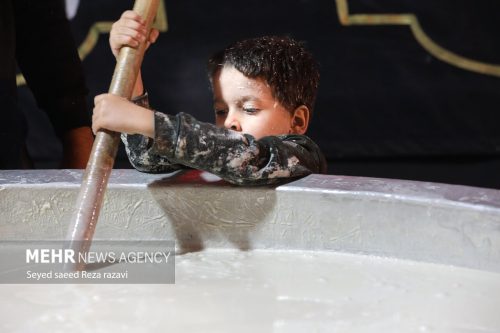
left=290, top=105, right=310, bottom=135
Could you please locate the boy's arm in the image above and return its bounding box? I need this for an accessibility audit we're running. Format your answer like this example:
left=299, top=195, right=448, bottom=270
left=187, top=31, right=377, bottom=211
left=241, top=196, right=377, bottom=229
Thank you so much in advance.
left=145, top=112, right=327, bottom=185
left=121, top=133, right=184, bottom=173
left=121, top=93, right=184, bottom=173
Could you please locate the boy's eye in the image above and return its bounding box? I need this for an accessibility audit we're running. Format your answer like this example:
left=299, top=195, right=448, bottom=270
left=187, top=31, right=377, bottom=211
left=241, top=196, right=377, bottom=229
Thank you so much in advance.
left=215, top=109, right=228, bottom=116
left=243, top=108, right=260, bottom=114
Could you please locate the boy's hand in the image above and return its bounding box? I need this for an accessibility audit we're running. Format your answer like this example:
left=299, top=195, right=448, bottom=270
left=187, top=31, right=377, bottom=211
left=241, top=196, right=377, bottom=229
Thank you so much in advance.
left=92, top=94, right=154, bottom=138
left=110, top=10, right=160, bottom=59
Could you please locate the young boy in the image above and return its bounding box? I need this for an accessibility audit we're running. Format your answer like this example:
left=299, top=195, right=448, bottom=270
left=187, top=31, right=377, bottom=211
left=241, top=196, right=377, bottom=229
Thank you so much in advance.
left=92, top=10, right=327, bottom=185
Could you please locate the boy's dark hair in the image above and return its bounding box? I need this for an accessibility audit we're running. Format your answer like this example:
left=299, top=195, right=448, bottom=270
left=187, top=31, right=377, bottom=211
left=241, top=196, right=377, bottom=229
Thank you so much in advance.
left=208, top=36, right=320, bottom=115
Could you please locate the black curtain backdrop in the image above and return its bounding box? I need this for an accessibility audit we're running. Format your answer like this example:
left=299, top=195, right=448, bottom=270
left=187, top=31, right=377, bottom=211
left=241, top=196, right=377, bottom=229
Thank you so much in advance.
left=19, top=0, right=500, bottom=188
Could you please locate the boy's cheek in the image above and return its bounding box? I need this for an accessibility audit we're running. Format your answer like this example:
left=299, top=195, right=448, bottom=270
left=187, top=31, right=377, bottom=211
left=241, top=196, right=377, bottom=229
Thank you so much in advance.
left=215, top=119, right=225, bottom=128
left=245, top=127, right=265, bottom=140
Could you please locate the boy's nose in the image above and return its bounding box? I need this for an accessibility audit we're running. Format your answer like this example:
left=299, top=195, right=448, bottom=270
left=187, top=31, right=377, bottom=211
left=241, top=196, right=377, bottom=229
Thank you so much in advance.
left=224, top=114, right=242, bottom=132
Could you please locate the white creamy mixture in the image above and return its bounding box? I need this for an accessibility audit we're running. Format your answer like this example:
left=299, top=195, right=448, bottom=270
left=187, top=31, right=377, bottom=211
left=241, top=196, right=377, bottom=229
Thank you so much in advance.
left=1, top=249, right=499, bottom=333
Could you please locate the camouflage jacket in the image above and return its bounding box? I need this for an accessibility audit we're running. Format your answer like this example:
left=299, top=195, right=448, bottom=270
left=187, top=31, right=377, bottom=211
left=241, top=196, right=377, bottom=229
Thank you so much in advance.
left=121, top=94, right=327, bottom=185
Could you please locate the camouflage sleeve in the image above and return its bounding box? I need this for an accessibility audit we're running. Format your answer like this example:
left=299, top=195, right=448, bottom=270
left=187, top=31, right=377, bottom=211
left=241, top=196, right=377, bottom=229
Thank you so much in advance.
left=121, top=93, right=183, bottom=173
left=149, top=111, right=327, bottom=185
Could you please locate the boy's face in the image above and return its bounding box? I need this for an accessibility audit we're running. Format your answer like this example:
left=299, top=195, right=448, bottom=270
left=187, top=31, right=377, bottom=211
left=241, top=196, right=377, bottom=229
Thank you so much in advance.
left=212, top=66, right=293, bottom=140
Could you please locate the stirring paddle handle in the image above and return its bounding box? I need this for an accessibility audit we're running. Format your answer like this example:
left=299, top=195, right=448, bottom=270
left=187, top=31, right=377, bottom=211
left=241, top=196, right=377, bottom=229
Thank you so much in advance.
left=64, top=0, right=160, bottom=272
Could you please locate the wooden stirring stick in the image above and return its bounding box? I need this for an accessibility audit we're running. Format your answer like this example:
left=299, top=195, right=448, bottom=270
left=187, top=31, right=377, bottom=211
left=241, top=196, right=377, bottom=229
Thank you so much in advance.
left=64, top=0, right=160, bottom=272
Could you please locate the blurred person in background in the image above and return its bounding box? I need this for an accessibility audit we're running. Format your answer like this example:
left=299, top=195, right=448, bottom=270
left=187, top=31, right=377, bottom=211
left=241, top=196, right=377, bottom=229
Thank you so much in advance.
left=0, top=0, right=93, bottom=169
